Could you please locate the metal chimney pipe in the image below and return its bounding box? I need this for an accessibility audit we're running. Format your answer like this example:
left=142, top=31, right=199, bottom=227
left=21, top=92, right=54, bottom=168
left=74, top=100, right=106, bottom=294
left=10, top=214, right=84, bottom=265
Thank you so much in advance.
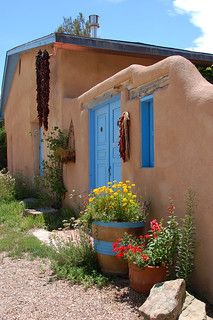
left=89, top=15, right=99, bottom=38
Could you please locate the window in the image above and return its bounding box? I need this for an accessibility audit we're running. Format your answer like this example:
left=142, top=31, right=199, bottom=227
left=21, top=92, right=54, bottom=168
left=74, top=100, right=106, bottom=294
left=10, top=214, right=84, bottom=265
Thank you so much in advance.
left=141, top=95, right=154, bottom=167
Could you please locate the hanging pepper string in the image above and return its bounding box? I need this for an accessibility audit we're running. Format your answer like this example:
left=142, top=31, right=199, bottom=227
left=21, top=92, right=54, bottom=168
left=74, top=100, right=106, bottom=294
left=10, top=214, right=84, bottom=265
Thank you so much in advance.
left=118, top=111, right=130, bottom=162
left=35, top=50, right=50, bottom=131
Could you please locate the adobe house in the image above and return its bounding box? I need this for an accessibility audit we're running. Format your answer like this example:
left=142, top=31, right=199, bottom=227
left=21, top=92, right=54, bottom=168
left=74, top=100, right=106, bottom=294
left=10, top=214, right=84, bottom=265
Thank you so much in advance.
left=1, top=33, right=213, bottom=302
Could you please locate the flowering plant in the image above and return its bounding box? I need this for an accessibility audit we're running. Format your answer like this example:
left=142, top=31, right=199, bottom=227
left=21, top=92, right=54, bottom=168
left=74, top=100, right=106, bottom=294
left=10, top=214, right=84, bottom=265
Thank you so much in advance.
left=79, top=180, right=150, bottom=226
left=113, top=214, right=179, bottom=268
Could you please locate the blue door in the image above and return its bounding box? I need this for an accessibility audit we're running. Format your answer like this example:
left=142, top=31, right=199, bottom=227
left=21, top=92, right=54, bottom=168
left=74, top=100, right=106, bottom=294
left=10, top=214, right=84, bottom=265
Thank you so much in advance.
left=90, top=96, right=121, bottom=189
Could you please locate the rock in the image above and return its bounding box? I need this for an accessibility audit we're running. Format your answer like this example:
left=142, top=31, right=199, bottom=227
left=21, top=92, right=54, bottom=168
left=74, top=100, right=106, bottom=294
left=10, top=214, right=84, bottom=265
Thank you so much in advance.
left=31, top=229, right=54, bottom=246
left=179, top=292, right=207, bottom=320
left=139, top=279, right=186, bottom=320
left=23, top=207, right=58, bottom=216
left=20, top=197, right=40, bottom=208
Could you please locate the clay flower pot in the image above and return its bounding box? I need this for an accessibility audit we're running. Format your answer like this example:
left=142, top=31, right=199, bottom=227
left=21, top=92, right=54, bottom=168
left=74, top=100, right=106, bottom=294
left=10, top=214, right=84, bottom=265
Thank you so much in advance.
left=128, top=263, right=167, bottom=294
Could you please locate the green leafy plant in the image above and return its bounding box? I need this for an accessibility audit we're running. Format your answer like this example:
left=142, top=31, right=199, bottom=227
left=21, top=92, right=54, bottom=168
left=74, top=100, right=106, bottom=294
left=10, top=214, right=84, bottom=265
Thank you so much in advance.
left=42, top=127, right=68, bottom=208
left=14, top=172, right=35, bottom=200
left=175, top=189, right=196, bottom=283
left=51, top=231, right=108, bottom=287
left=0, top=171, right=16, bottom=202
left=197, top=65, right=213, bottom=84
left=113, top=191, right=196, bottom=283
left=80, top=181, right=150, bottom=227
left=0, top=122, right=7, bottom=170
left=113, top=215, right=178, bottom=268
left=42, top=207, right=76, bottom=231
left=45, top=126, right=69, bottom=151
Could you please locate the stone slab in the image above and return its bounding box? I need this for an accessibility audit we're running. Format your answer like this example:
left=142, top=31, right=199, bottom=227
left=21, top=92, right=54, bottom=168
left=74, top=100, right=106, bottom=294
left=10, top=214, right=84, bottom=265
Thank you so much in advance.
left=179, top=292, right=207, bottom=320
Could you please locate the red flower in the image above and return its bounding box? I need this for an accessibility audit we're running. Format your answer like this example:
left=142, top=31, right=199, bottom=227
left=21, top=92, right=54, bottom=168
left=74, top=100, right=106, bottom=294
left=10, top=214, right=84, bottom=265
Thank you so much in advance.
left=129, top=245, right=143, bottom=254
left=167, top=203, right=175, bottom=215
left=112, top=242, right=119, bottom=250
left=144, top=234, right=151, bottom=239
left=116, top=252, right=124, bottom=258
left=141, top=254, right=149, bottom=262
left=150, top=219, right=161, bottom=232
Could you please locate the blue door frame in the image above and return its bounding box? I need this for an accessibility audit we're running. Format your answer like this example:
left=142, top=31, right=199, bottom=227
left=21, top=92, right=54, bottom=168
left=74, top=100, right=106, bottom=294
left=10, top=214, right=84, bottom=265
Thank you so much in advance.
left=39, top=127, right=43, bottom=176
left=89, top=95, right=121, bottom=190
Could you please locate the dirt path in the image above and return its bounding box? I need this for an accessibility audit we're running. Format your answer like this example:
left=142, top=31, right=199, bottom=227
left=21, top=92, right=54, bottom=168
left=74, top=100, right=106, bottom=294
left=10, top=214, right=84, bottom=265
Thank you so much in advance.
left=0, top=254, right=145, bottom=320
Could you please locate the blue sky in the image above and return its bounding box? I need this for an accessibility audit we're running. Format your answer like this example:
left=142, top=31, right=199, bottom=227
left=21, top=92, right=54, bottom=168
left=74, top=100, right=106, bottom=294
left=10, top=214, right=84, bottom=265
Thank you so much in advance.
left=0, top=0, right=212, bottom=88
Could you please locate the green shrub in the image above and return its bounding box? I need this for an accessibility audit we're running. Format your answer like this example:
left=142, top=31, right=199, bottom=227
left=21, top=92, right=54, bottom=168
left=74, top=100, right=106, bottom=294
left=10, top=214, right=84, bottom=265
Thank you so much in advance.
left=51, top=231, right=108, bottom=287
left=14, top=173, right=35, bottom=200
left=175, top=189, right=196, bottom=283
left=0, top=172, right=15, bottom=202
left=43, top=207, right=76, bottom=231
left=42, top=127, right=68, bottom=208
left=198, top=65, right=213, bottom=84
left=0, top=123, right=7, bottom=170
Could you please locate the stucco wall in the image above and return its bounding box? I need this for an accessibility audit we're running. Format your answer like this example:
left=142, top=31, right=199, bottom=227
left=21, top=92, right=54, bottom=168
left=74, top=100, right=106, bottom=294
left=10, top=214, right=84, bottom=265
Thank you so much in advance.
left=4, top=45, right=160, bottom=177
left=57, top=47, right=160, bottom=99
left=62, top=56, right=213, bottom=302
left=4, top=43, right=213, bottom=302
left=4, top=44, right=61, bottom=177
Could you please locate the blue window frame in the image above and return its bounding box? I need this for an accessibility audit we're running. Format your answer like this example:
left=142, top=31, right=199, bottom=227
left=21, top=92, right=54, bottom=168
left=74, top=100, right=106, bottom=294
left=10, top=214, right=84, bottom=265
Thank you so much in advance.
left=141, top=95, right=154, bottom=167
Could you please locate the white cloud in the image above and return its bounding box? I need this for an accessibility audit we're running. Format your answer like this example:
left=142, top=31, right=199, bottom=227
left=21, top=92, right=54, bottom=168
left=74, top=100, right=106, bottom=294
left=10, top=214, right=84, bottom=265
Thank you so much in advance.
left=172, top=0, right=213, bottom=53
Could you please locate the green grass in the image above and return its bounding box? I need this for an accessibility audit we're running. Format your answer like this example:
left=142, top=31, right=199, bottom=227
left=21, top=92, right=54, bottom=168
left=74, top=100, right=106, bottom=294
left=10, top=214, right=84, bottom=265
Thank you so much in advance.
left=0, top=226, right=53, bottom=259
left=0, top=173, right=109, bottom=288
left=0, top=201, right=46, bottom=231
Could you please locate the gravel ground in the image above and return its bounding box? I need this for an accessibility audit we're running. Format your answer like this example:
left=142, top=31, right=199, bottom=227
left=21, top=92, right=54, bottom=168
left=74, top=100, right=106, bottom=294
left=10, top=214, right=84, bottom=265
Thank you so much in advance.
left=0, top=254, right=145, bottom=320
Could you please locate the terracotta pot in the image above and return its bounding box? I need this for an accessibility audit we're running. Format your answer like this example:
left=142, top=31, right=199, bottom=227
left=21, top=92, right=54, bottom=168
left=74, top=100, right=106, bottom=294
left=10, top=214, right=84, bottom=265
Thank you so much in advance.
left=92, top=221, right=144, bottom=276
left=128, top=263, right=167, bottom=294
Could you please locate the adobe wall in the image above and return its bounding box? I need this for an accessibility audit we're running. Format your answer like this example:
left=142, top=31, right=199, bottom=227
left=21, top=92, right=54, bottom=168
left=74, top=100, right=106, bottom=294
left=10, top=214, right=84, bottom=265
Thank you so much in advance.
left=57, top=47, right=160, bottom=99
left=4, top=42, right=213, bottom=302
left=4, top=45, right=61, bottom=178
left=62, top=56, right=213, bottom=302
left=4, top=45, right=160, bottom=178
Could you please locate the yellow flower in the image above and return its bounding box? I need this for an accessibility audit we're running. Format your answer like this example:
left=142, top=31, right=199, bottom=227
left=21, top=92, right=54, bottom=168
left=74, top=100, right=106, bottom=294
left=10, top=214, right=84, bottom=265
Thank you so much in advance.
left=114, top=192, right=118, bottom=196
left=89, top=197, right=94, bottom=203
left=122, top=197, right=127, bottom=202
left=123, top=188, right=128, bottom=193
left=127, top=192, right=132, bottom=197
left=132, top=195, right=137, bottom=199
left=126, top=180, right=130, bottom=183
left=131, top=183, right=136, bottom=187
left=108, top=182, right=112, bottom=185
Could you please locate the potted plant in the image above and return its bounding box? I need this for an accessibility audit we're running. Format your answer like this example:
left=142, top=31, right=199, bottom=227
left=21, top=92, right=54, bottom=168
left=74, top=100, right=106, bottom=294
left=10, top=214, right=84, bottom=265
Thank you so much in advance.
left=79, top=180, right=150, bottom=275
left=46, top=127, right=72, bottom=163
left=113, top=215, right=179, bottom=293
